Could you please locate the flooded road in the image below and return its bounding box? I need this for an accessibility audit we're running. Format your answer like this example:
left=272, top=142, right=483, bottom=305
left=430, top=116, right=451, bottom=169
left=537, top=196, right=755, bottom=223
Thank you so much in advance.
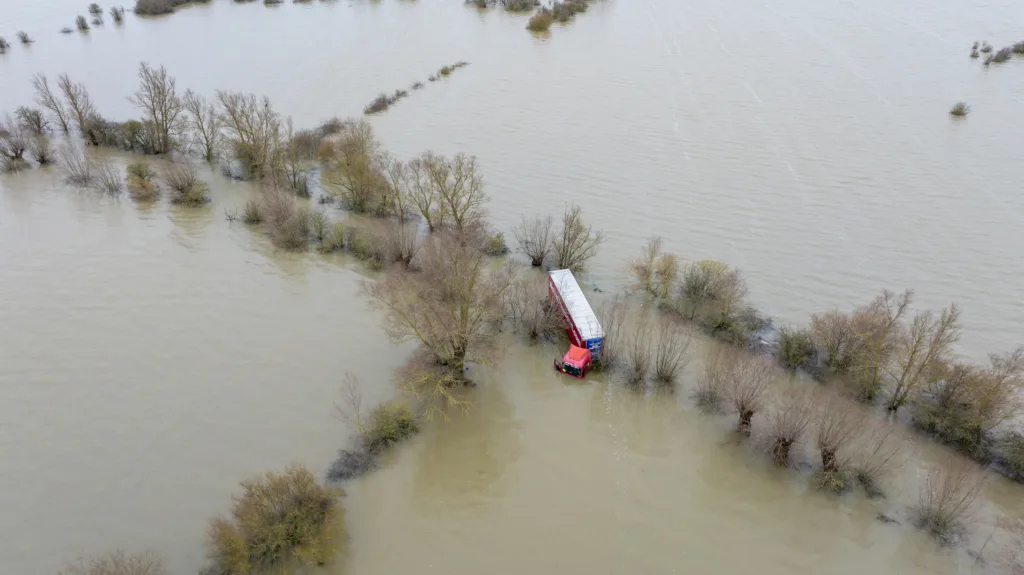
left=3, top=0, right=1024, bottom=573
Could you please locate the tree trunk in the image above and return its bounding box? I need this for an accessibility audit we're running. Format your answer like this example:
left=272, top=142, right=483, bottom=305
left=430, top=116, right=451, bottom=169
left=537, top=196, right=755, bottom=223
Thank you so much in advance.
left=821, top=449, right=837, bottom=473
left=738, top=409, right=754, bottom=436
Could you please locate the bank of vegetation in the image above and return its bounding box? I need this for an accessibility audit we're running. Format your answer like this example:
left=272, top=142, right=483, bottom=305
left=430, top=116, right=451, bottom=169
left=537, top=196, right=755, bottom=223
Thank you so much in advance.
left=470, top=0, right=595, bottom=33
left=972, top=39, right=1024, bottom=66
left=364, top=61, right=469, bottom=115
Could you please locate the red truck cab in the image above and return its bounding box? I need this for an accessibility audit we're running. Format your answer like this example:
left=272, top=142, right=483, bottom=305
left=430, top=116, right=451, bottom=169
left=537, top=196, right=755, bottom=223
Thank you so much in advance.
left=554, top=345, right=592, bottom=379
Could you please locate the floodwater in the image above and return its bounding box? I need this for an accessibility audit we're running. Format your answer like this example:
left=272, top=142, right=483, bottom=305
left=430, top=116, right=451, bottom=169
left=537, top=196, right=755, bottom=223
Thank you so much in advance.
left=2, top=0, right=1024, bottom=573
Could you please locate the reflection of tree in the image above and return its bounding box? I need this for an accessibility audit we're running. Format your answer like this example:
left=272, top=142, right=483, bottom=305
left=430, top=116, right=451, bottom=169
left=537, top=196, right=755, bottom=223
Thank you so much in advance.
left=410, top=383, right=520, bottom=508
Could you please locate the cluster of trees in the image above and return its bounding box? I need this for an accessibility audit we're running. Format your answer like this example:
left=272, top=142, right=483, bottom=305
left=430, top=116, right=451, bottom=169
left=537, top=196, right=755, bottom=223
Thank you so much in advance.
left=524, top=0, right=592, bottom=32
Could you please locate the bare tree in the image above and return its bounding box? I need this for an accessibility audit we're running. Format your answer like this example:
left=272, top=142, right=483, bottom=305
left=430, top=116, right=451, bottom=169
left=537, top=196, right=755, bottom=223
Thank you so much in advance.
left=725, top=351, right=776, bottom=436
left=694, top=344, right=731, bottom=412
left=849, top=289, right=912, bottom=401
left=334, top=372, right=367, bottom=435
left=652, top=316, right=692, bottom=386
left=766, top=387, right=814, bottom=466
left=407, top=156, right=446, bottom=232
left=56, top=73, right=97, bottom=136
left=217, top=91, right=281, bottom=178
left=371, top=219, right=421, bottom=267
left=93, top=160, right=123, bottom=195
left=849, top=420, right=904, bottom=498
left=595, top=296, right=627, bottom=371
left=33, top=73, right=71, bottom=134
left=323, top=119, right=384, bottom=212
left=364, top=230, right=517, bottom=372
left=280, top=117, right=310, bottom=197
left=625, top=311, right=653, bottom=386
left=161, top=163, right=209, bottom=205
left=15, top=106, right=48, bottom=135
left=553, top=204, right=603, bottom=272
left=58, top=145, right=94, bottom=186
left=915, top=457, right=987, bottom=542
left=814, top=391, right=863, bottom=487
left=378, top=151, right=412, bottom=222
left=0, top=114, right=28, bottom=160
left=886, top=303, right=961, bottom=412
left=59, top=550, right=165, bottom=575
left=28, top=135, right=54, bottom=165
left=183, top=89, right=221, bottom=162
left=502, top=272, right=562, bottom=342
left=810, top=309, right=861, bottom=373
left=420, top=152, right=486, bottom=232
left=513, top=214, right=555, bottom=267
left=128, top=63, right=185, bottom=154
left=628, top=237, right=661, bottom=296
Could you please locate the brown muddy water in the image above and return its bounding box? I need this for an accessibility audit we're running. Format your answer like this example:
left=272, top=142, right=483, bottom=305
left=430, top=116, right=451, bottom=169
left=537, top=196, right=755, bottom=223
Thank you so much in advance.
left=2, top=0, right=1024, bottom=573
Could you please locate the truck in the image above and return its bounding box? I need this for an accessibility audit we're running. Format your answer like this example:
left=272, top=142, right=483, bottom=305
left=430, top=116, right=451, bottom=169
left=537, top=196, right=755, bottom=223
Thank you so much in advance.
left=548, top=269, right=603, bottom=378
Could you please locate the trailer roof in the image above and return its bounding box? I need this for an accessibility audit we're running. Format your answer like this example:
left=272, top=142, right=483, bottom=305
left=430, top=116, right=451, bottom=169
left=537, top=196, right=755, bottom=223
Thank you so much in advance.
left=549, top=269, right=603, bottom=341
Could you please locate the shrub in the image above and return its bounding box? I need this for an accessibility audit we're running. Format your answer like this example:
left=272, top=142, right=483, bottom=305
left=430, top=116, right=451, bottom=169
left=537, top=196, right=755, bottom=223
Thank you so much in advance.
left=914, top=458, right=986, bottom=543
left=326, top=447, right=379, bottom=482
left=89, top=3, right=103, bottom=15
left=61, top=27, right=74, bottom=34
left=370, top=220, right=420, bottom=267
left=0, top=37, right=9, bottom=53
left=675, top=260, right=748, bottom=327
left=263, top=191, right=311, bottom=250
left=726, top=351, right=776, bottom=435
left=594, top=297, right=626, bottom=371
left=812, top=392, right=863, bottom=491
left=76, top=15, right=90, bottom=30
left=483, top=231, right=509, bottom=256
left=849, top=421, right=903, bottom=498
left=59, top=146, right=94, bottom=186
left=439, top=65, right=452, bottom=77
left=777, top=326, right=814, bottom=369
left=969, top=48, right=979, bottom=58
left=364, top=94, right=390, bottom=115
left=1000, top=431, right=1024, bottom=480
left=16, top=107, right=47, bottom=134
left=625, top=313, right=654, bottom=386
left=1013, top=41, right=1024, bottom=55
left=59, top=549, right=165, bottom=575
left=111, top=6, right=125, bottom=22
left=0, top=115, right=28, bottom=160
left=766, top=388, right=813, bottom=466
left=17, top=31, right=33, bottom=44
left=505, top=0, right=537, bottom=11
left=949, top=102, right=970, bottom=117
left=411, top=81, right=424, bottom=90
left=318, top=222, right=347, bottom=253
left=126, top=161, right=158, bottom=200
left=980, top=42, right=992, bottom=53
left=205, top=465, right=342, bottom=574
left=365, top=403, right=418, bottom=452
left=527, top=9, right=553, bottom=31
left=29, top=135, right=54, bottom=165
left=694, top=345, right=730, bottom=412
left=242, top=198, right=264, bottom=224
left=93, top=161, right=124, bottom=195
left=992, top=47, right=1012, bottom=63
left=551, top=0, right=584, bottom=22
left=162, top=163, right=209, bottom=205
left=1, top=156, right=29, bottom=174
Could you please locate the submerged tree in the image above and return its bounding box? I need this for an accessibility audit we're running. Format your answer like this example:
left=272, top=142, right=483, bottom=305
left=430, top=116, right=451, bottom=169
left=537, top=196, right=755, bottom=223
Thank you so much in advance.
left=766, top=387, right=814, bottom=466
left=848, top=289, right=912, bottom=401
left=323, top=119, right=385, bottom=213
left=364, top=229, right=517, bottom=373
left=183, top=89, right=221, bottom=162
left=128, top=63, right=185, bottom=154
left=217, top=90, right=281, bottom=178
left=552, top=204, right=602, bottom=272
left=59, top=550, right=165, bottom=575
left=725, top=351, right=775, bottom=436
left=813, top=391, right=863, bottom=490
left=914, top=457, right=986, bottom=543
left=886, top=303, right=961, bottom=412
left=513, top=214, right=555, bottom=267
left=32, top=73, right=71, bottom=135
left=56, top=73, right=97, bottom=136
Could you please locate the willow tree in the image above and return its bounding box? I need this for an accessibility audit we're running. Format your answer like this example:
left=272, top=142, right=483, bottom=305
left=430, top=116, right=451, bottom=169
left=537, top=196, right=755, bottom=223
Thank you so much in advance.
left=128, top=62, right=185, bottom=154
left=364, top=230, right=517, bottom=373
left=886, top=303, right=961, bottom=412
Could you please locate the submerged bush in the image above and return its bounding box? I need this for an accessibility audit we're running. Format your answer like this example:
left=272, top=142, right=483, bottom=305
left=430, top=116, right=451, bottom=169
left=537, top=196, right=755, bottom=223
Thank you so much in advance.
left=17, top=31, right=33, bottom=44
left=76, top=15, right=90, bottom=30
left=1000, top=431, right=1024, bottom=480
left=914, top=458, right=986, bottom=543
left=59, top=549, right=166, bottom=575
left=162, top=163, right=209, bottom=205
left=1013, top=41, right=1024, bottom=55
left=365, top=403, right=418, bottom=452
left=93, top=161, right=124, bottom=195
left=363, top=94, right=391, bottom=115
left=263, top=191, right=313, bottom=250
left=111, top=6, right=125, bottom=22
left=135, top=0, right=196, bottom=14
left=88, top=3, right=103, bottom=15
left=483, top=231, right=509, bottom=256
left=991, top=47, right=1013, bottom=63
left=59, top=146, right=94, bottom=186
left=505, top=0, right=538, bottom=11
left=1, top=156, right=29, bottom=174
left=126, top=161, right=159, bottom=201
left=526, top=9, right=553, bottom=31
left=766, top=388, right=813, bottom=466
left=205, top=465, right=342, bottom=575
left=242, top=199, right=263, bottom=224
left=29, top=135, right=54, bottom=165
left=980, top=42, right=992, bottom=53
left=0, top=37, right=10, bottom=53
left=777, top=326, right=814, bottom=369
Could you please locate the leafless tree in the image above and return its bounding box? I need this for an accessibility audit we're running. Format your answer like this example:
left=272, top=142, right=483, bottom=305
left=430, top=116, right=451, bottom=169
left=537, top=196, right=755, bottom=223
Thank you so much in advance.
left=217, top=91, right=281, bottom=179
left=280, top=117, right=310, bottom=197
left=595, top=296, right=627, bottom=370
left=886, top=303, right=961, bottom=412
left=628, top=237, right=682, bottom=299
left=814, top=391, right=863, bottom=477
left=33, top=73, right=71, bottom=134
left=625, top=311, right=654, bottom=386
left=810, top=309, right=860, bottom=373
left=849, top=289, right=912, bottom=401
left=371, top=219, right=421, bottom=267
left=56, top=73, right=97, bottom=136
left=725, top=351, right=776, bottom=436
left=323, top=119, right=385, bottom=213
left=422, top=152, right=486, bottom=232
left=0, top=114, right=28, bottom=160
left=93, top=160, right=123, bottom=195
left=161, top=163, right=209, bottom=205
left=766, top=387, right=814, bottom=466
left=553, top=204, right=603, bottom=272
left=513, top=214, right=555, bottom=267
left=58, top=145, right=94, bottom=186
left=915, top=456, right=987, bottom=542
left=334, top=372, right=367, bottom=435
left=59, top=550, right=165, bottom=575
left=849, top=420, right=904, bottom=498
left=502, top=272, right=562, bottom=342
left=183, top=89, right=221, bottom=162
left=28, top=135, right=54, bottom=165
left=15, top=106, right=48, bottom=135
left=407, top=155, right=446, bottom=232
left=652, top=316, right=692, bottom=386
left=378, top=151, right=412, bottom=222
left=128, top=63, right=185, bottom=154
left=694, top=344, right=731, bottom=412
left=364, top=230, right=517, bottom=372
